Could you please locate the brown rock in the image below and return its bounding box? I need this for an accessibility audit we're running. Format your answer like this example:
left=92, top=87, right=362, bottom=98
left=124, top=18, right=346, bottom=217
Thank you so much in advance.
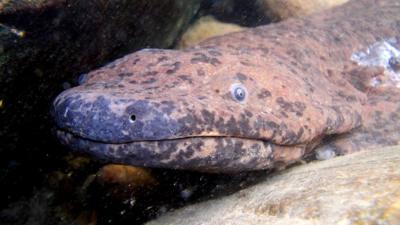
left=177, top=16, right=245, bottom=49
left=261, top=0, right=348, bottom=20
left=96, top=164, right=157, bottom=189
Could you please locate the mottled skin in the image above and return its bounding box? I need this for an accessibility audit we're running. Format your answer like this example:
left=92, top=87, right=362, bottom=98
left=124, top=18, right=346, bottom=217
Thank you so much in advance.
left=53, top=0, right=400, bottom=172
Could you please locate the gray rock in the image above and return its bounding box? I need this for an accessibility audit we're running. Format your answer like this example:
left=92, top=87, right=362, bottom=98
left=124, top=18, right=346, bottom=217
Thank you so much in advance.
left=147, top=146, right=400, bottom=225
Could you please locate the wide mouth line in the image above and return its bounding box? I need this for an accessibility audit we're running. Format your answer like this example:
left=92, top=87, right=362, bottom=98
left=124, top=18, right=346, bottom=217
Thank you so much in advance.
left=56, top=129, right=268, bottom=145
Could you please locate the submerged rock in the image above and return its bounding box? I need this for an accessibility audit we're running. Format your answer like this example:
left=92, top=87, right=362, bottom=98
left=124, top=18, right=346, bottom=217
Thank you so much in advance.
left=147, top=145, right=400, bottom=225
left=94, top=164, right=158, bottom=200
left=96, top=165, right=157, bottom=188
left=177, top=16, right=245, bottom=49
left=261, top=0, right=348, bottom=20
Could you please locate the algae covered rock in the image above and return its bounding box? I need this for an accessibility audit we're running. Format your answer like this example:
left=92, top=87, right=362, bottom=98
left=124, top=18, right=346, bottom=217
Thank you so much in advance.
left=147, top=146, right=400, bottom=225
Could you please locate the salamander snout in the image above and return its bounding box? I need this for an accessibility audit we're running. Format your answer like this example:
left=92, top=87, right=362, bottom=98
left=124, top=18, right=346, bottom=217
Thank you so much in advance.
left=52, top=88, right=181, bottom=143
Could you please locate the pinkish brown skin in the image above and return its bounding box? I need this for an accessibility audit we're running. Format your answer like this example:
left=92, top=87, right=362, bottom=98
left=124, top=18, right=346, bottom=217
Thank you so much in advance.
left=53, top=0, right=400, bottom=172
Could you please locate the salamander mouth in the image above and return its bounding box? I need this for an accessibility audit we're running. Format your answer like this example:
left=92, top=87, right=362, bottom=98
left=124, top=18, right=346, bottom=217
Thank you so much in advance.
left=55, top=129, right=286, bottom=173
left=56, top=127, right=266, bottom=144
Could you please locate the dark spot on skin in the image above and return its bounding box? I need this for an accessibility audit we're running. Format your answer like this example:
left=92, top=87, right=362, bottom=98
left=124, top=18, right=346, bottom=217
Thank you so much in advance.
left=294, top=102, right=306, bottom=116
left=244, top=110, right=253, bottom=118
left=164, top=81, right=180, bottom=89
left=158, top=56, right=168, bottom=62
left=280, top=111, right=289, bottom=118
left=178, top=75, right=193, bottom=84
left=210, top=58, right=221, bottom=66
left=240, top=61, right=253, bottom=66
left=179, top=147, right=195, bottom=159
left=238, top=113, right=252, bottom=134
left=225, top=117, right=240, bottom=135
left=118, top=72, right=133, bottom=78
left=147, top=56, right=169, bottom=67
left=301, top=63, right=312, bottom=72
left=324, top=106, right=345, bottom=132
left=190, top=52, right=221, bottom=66
left=337, top=91, right=357, bottom=102
left=287, top=48, right=305, bottom=61
left=289, top=68, right=298, bottom=75
left=132, top=58, right=140, bottom=65
left=191, top=53, right=209, bottom=64
left=141, top=78, right=157, bottom=84
left=201, top=110, right=215, bottom=126
left=276, top=97, right=306, bottom=117
left=208, top=50, right=222, bottom=56
left=215, top=89, right=220, bottom=94
left=129, top=80, right=137, bottom=84
left=166, top=62, right=181, bottom=74
left=259, top=47, right=269, bottom=55
left=143, top=86, right=160, bottom=92
left=202, top=45, right=217, bottom=49
left=257, top=89, right=271, bottom=99
left=236, top=73, right=247, bottom=81
left=144, top=71, right=158, bottom=77
left=155, top=141, right=180, bottom=161
left=326, top=69, right=334, bottom=77
left=280, top=129, right=299, bottom=145
left=104, top=83, right=118, bottom=89
left=290, top=60, right=298, bottom=67
left=297, top=127, right=304, bottom=140
left=177, top=114, right=203, bottom=134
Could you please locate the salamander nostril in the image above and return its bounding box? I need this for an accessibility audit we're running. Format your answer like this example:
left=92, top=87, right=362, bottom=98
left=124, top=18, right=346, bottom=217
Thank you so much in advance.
left=129, top=114, right=136, bottom=123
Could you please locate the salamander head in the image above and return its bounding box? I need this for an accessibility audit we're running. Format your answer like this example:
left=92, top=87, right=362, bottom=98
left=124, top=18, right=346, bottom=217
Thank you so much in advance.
left=52, top=47, right=363, bottom=172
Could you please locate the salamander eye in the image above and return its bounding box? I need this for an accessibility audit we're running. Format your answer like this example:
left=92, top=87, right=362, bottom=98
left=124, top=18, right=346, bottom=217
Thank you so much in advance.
left=230, top=83, right=247, bottom=102
left=129, top=114, right=136, bottom=123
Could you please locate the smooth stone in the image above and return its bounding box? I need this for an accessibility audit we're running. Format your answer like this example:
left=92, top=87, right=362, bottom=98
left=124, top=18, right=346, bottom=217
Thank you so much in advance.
left=261, top=0, right=349, bottom=20
left=147, top=145, right=400, bottom=225
left=177, top=16, right=245, bottom=49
